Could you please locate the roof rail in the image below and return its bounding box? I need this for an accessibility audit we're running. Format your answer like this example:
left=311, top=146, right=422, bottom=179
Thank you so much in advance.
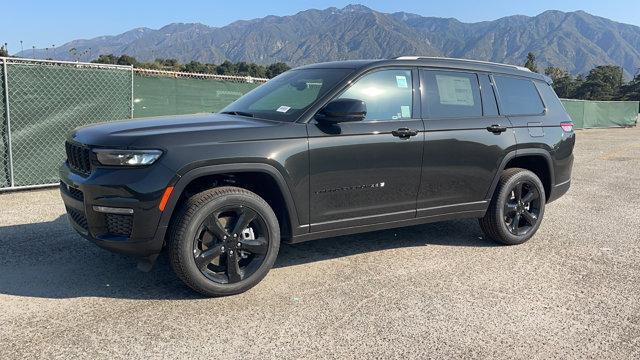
left=394, top=56, right=532, bottom=72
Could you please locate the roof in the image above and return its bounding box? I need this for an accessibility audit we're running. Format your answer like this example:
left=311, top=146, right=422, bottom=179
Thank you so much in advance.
left=297, top=56, right=551, bottom=83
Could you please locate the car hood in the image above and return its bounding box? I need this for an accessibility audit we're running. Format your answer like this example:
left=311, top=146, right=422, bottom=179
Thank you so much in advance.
left=69, top=113, right=284, bottom=147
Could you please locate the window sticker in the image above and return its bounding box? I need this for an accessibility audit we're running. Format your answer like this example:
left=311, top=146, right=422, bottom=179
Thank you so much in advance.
left=395, top=75, right=408, bottom=88
left=276, top=105, right=291, bottom=113
left=435, top=75, right=474, bottom=106
left=400, top=105, right=411, bottom=118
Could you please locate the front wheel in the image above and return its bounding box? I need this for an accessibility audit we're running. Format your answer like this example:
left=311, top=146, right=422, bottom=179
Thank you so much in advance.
left=480, top=168, right=546, bottom=245
left=169, top=186, right=280, bottom=296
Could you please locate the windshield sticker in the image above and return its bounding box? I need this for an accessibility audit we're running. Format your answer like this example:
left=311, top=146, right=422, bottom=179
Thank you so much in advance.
left=435, top=75, right=474, bottom=106
left=400, top=105, right=411, bottom=118
left=395, top=75, right=408, bottom=88
left=276, top=105, right=291, bottom=113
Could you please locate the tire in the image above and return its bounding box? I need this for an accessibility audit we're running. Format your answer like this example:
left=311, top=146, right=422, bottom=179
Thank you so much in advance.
left=168, top=186, right=280, bottom=296
left=479, top=168, right=546, bottom=245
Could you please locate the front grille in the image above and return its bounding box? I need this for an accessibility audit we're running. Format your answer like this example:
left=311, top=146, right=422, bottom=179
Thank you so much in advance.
left=66, top=206, right=88, bottom=230
left=65, top=141, right=92, bottom=176
left=106, top=213, right=133, bottom=237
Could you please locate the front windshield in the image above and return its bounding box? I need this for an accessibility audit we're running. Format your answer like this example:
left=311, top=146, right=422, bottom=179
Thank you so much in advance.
left=221, top=68, right=353, bottom=122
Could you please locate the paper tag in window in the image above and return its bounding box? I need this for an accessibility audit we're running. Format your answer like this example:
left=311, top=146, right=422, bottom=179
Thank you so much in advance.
left=395, top=75, right=408, bottom=88
left=400, top=105, right=411, bottom=118
left=276, top=106, right=291, bottom=113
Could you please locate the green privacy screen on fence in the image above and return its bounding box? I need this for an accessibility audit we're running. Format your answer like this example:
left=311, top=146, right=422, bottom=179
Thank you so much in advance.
left=133, top=75, right=260, bottom=118
left=561, top=99, right=639, bottom=129
left=5, top=60, right=132, bottom=187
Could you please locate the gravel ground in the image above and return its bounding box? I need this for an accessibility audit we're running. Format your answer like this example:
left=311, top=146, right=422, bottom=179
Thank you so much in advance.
left=1, top=127, right=639, bottom=359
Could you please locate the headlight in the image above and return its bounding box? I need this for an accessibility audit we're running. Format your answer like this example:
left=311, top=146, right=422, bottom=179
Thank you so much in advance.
left=93, top=149, right=163, bottom=166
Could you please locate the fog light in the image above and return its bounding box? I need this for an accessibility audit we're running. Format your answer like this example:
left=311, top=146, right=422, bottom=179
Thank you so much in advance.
left=92, top=206, right=134, bottom=215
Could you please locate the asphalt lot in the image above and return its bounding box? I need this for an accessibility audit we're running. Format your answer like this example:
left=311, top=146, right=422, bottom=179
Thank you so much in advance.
left=1, top=127, right=639, bottom=359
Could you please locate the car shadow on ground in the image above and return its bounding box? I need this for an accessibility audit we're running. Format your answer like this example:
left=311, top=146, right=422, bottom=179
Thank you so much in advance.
left=0, top=215, right=496, bottom=300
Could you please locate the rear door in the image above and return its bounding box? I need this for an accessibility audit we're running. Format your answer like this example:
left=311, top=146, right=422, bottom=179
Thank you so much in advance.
left=417, top=69, right=516, bottom=216
left=308, top=68, right=424, bottom=232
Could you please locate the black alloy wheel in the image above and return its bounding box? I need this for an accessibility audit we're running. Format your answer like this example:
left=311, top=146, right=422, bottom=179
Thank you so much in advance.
left=193, top=205, right=269, bottom=284
left=503, top=180, right=542, bottom=236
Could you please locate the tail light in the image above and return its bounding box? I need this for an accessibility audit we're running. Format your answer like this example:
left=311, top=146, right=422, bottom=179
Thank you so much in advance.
left=560, top=122, right=574, bottom=132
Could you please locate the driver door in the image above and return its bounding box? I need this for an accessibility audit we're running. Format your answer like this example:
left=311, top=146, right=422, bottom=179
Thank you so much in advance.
left=307, top=68, right=424, bottom=232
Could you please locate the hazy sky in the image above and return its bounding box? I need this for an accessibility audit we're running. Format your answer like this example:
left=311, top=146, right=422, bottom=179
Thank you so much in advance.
left=2, top=0, right=640, bottom=54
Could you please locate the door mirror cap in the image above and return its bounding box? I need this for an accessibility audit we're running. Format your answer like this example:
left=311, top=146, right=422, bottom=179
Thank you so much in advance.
left=315, top=98, right=366, bottom=124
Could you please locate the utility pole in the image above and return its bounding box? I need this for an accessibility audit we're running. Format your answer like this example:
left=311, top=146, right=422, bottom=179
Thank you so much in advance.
left=32, top=45, right=35, bottom=58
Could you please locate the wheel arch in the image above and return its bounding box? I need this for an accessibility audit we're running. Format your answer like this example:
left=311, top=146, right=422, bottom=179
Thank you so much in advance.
left=159, top=163, right=301, bottom=241
left=486, top=149, right=555, bottom=202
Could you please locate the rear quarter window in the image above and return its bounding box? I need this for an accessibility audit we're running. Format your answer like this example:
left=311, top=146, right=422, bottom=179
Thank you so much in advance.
left=494, top=76, right=545, bottom=116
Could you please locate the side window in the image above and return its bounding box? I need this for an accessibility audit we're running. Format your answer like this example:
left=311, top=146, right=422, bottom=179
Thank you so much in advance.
left=422, top=70, right=482, bottom=118
left=494, top=76, right=544, bottom=115
left=339, top=69, right=413, bottom=121
left=479, top=74, right=499, bottom=116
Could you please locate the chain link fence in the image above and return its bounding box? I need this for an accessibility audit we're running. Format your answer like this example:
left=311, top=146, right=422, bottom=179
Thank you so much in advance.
left=0, top=57, right=133, bottom=190
left=1, top=62, right=9, bottom=188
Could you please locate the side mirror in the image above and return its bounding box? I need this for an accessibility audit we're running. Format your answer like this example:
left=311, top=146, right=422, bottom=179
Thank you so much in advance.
left=315, top=98, right=366, bottom=124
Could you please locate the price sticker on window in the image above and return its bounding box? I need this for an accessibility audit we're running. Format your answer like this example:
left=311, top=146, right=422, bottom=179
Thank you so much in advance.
left=396, top=75, right=408, bottom=88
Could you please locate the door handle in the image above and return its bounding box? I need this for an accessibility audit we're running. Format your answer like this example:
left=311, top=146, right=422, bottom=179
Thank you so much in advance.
left=391, top=128, right=419, bottom=139
left=486, top=124, right=507, bottom=134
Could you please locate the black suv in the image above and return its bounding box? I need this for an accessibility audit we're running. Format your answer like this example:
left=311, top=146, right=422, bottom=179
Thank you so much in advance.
left=60, top=57, right=575, bottom=296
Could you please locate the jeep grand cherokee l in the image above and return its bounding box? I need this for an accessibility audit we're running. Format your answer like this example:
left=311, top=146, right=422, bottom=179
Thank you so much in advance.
left=60, top=57, right=575, bottom=296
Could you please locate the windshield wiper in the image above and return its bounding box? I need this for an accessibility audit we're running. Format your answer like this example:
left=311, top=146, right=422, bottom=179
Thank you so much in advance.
left=220, top=111, right=254, bottom=118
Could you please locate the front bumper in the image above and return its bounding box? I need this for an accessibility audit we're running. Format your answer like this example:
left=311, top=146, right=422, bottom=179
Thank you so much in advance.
left=59, top=161, right=175, bottom=257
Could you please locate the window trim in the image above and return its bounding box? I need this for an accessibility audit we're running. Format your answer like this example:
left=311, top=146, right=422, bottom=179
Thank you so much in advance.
left=492, top=74, right=548, bottom=117
left=478, top=73, right=501, bottom=118
left=419, top=68, right=485, bottom=120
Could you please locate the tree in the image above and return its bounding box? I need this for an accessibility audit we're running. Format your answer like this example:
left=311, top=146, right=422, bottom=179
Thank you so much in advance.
left=89, top=54, right=290, bottom=79
left=156, top=58, right=180, bottom=70
left=117, top=54, right=138, bottom=66
left=216, top=60, right=238, bottom=75
left=266, top=62, right=290, bottom=78
left=524, top=52, right=538, bottom=73
left=181, top=61, right=209, bottom=74
left=92, top=54, right=118, bottom=65
left=574, top=65, right=623, bottom=100
left=0, top=45, right=9, bottom=57
left=619, top=73, right=640, bottom=101
left=544, top=66, right=577, bottom=98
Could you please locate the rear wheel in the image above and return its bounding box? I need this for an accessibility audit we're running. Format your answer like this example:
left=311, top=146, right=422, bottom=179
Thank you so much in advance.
left=480, top=168, right=545, bottom=245
left=169, top=186, right=280, bottom=296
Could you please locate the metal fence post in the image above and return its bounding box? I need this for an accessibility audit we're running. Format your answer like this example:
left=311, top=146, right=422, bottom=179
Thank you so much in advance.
left=2, top=58, right=15, bottom=188
left=130, top=66, right=134, bottom=119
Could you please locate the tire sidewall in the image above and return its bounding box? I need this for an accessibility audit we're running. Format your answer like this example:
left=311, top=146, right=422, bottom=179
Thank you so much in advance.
left=175, top=191, right=280, bottom=296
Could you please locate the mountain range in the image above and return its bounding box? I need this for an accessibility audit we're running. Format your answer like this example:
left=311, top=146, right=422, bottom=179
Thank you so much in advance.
left=18, top=4, right=640, bottom=77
